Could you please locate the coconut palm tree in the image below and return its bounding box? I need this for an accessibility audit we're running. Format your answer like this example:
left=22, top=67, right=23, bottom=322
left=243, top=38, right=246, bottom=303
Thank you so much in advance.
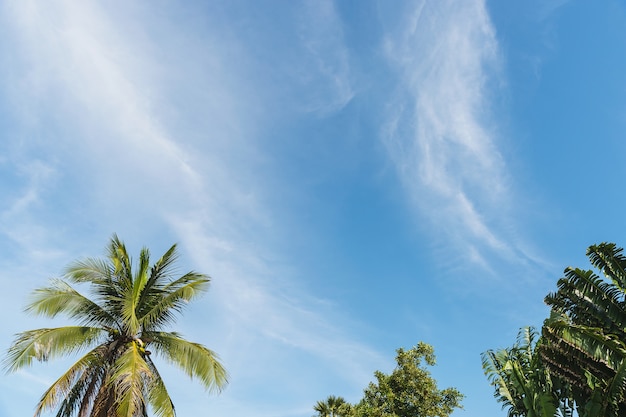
left=4, top=235, right=227, bottom=417
left=541, top=243, right=626, bottom=416
left=313, top=395, right=350, bottom=417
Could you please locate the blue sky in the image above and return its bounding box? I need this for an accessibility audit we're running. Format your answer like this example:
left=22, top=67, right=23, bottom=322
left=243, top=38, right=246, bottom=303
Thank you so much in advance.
left=1, top=1, right=626, bottom=416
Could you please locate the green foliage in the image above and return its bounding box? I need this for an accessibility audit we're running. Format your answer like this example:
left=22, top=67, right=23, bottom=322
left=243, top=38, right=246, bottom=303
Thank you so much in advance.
left=3, top=235, right=227, bottom=417
left=541, top=243, right=626, bottom=416
left=481, top=326, right=574, bottom=417
left=350, top=342, right=463, bottom=417
left=313, top=395, right=351, bottom=417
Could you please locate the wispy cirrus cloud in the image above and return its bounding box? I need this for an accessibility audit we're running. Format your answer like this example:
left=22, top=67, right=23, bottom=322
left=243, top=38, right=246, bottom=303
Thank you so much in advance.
left=295, top=0, right=355, bottom=114
left=0, top=1, right=378, bottom=416
left=538, top=0, right=573, bottom=21
left=382, top=0, right=537, bottom=273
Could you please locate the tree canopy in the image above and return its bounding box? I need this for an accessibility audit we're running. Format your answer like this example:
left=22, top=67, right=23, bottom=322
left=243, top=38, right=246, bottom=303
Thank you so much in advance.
left=3, top=235, right=227, bottom=417
left=315, top=342, right=463, bottom=417
left=483, top=242, right=626, bottom=417
left=482, top=326, right=574, bottom=417
left=314, top=395, right=351, bottom=417
left=540, top=243, right=626, bottom=416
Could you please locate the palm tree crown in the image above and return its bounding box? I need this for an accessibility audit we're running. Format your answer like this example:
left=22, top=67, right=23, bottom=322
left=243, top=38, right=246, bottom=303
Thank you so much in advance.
left=4, top=235, right=227, bottom=417
left=313, top=395, right=349, bottom=417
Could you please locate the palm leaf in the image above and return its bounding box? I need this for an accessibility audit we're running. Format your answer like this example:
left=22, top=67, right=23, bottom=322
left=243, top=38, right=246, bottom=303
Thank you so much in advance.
left=145, top=356, right=175, bottom=417
left=605, top=359, right=626, bottom=416
left=64, top=258, right=113, bottom=286
left=481, top=349, right=517, bottom=410
left=4, top=326, right=105, bottom=372
left=108, top=235, right=134, bottom=293
left=146, top=331, right=227, bottom=392
left=139, top=273, right=210, bottom=330
left=134, top=245, right=178, bottom=322
left=587, top=243, right=626, bottom=291
left=26, top=279, right=116, bottom=328
left=548, top=318, right=626, bottom=372
left=110, top=341, right=151, bottom=417
left=34, top=345, right=107, bottom=417
left=547, top=268, right=626, bottom=334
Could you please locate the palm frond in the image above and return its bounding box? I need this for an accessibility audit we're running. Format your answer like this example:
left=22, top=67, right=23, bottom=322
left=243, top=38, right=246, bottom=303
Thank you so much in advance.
left=578, top=385, right=605, bottom=417
left=108, top=235, right=134, bottom=293
left=149, top=245, right=179, bottom=284
left=313, top=395, right=349, bottom=417
left=65, top=257, right=125, bottom=316
left=110, top=341, right=151, bottom=417
left=481, top=349, right=517, bottom=409
left=145, top=356, right=175, bottom=417
left=118, top=246, right=154, bottom=337
left=64, top=258, right=113, bottom=285
left=134, top=245, right=178, bottom=319
left=162, top=271, right=210, bottom=294
left=587, top=243, right=626, bottom=291
left=75, top=365, right=107, bottom=417
left=146, top=331, right=227, bottom=393
left=515, top=326, right=539, bottom=359
left=25, top=279, right=116, bottom=328
left=132, top=247, right=151, bottom=305
left=121, top=283, right=142, bottom=337
left=139, top=273, right=210, bottom=330
left=605, top=359, right=626, bottom=417
left=551, top=323, right=626, bottom=375
left=4, top=327, right=105, bottom=372
left=33, top=345, right=107, bottom=417
left=546, top=268, right=626, bottom=339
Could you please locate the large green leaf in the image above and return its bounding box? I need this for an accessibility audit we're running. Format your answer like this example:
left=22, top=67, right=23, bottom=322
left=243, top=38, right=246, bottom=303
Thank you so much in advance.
left=146, top=331, right=227, bottom=392
left=4, top=326, right=105, bottom=372
left=110, top=341, right=152, bottom=417
left=145, top=356, right=176, bottom=417
left=34, top=345, right=107, bottom=417
left=139, top=273, right=210, bottom=330
left=26, top=279, right=116, bottom=328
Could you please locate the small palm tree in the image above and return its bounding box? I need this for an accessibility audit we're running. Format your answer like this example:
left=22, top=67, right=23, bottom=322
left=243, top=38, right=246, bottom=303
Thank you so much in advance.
left=4, top=235, right=227, bottom=417
left=314, top=395, right=350, bottom=417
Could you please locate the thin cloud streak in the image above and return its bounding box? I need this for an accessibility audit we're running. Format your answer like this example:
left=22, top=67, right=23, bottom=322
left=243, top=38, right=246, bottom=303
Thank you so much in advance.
left=383, top=0, right=527, bottom=272
left=538, top=0, right=573, bottom=21
left=0, top=2, right=380, bottom=415
left=296, top=0, right=355, bottom=114
left=170, top=214, right=384, bottom=388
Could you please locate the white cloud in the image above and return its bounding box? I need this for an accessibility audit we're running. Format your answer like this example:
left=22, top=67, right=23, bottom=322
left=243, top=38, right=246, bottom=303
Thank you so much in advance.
left=0, top=1, right=379, bottom=416
left=382, top=0, right=526, bottom=272
left=295, top=0, right=355, bottom=114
